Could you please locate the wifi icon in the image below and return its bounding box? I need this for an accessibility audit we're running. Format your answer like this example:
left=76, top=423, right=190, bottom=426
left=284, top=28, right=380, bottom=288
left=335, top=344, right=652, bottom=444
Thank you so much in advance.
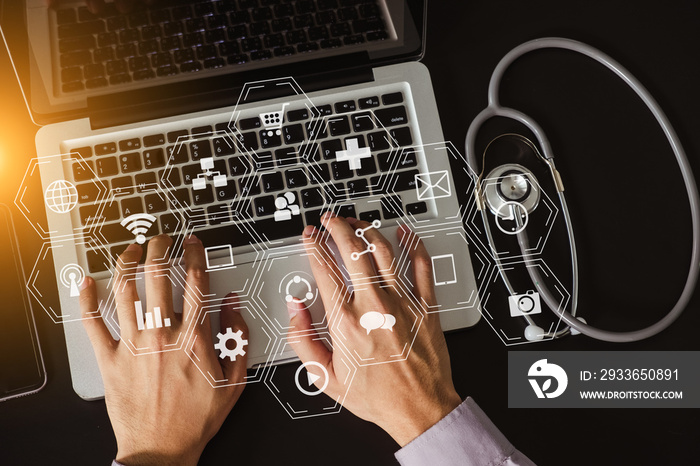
left=121, top=213, right=157, bottom=245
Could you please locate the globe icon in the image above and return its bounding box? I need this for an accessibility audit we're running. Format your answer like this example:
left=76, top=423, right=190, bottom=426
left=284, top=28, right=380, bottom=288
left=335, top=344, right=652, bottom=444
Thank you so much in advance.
left=45, top=180, right=79, bottom=214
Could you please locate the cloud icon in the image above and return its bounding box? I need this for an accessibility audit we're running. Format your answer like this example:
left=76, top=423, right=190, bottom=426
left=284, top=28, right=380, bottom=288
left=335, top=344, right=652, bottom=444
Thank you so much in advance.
left=359, top=311, right=396, bottom=335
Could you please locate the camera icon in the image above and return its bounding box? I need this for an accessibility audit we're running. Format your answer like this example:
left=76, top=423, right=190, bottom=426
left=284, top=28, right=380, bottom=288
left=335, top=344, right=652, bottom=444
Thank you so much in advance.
left=508, top=290, right=542, bottom=317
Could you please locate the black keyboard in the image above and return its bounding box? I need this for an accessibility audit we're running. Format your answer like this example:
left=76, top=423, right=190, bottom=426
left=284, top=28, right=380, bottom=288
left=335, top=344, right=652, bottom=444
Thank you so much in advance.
left=54, top=0, right=390, bottom=94
left=72, top=90, right=427, bottom=274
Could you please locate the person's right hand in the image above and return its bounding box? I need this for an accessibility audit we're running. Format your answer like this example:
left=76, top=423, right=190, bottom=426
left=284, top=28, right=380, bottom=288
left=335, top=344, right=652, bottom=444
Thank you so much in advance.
left=288, top=213, right=462, bottom=447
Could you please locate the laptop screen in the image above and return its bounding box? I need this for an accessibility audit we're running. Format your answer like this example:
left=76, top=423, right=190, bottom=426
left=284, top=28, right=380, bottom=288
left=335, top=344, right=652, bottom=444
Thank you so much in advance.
left=0, top=0, right=425, bottom=125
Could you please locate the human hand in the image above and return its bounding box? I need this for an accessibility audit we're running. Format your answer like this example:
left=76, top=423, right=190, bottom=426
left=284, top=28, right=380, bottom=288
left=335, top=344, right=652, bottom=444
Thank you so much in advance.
left=79, top=235, right=248, bottom=466
left=288, top=214, right=462, bottom=447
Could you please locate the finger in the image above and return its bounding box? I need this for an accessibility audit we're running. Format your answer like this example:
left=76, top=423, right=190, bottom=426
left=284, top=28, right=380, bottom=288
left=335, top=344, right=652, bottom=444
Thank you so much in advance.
left=80, top=277, right=117, bottom=361
left=398, top=226, right=437, bottom=306
left=347, top=217, right=396, bottom=280
left=143, top=235, right=174, bottom=321
left=321, top=212, right=378, bottom=283
left=287, top=301, right=338, bottom=394
left=217, top=293, right=249, bottom=385
left=113, top=243, right=143, bottom=337
left=301, top=224, right=348, bottom=315
left=182, top=235, right=209, bottom=323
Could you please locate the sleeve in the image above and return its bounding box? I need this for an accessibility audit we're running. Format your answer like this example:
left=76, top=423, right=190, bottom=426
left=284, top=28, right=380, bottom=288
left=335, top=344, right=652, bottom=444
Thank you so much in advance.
left=394, top=398, right=537, bottom=466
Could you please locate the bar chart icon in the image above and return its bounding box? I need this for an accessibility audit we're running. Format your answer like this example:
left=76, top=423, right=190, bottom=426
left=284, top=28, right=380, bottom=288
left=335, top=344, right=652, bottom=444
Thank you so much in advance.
left=134, top=300, right=171, bottom=330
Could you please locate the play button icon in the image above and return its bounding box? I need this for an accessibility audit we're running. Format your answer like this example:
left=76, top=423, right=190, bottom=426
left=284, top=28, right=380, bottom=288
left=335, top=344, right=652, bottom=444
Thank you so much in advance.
left=294, top=361, right=329, bottom=396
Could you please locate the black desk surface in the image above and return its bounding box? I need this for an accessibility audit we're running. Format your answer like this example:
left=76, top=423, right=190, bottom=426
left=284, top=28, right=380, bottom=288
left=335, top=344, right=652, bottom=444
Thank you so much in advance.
left=1, top=1, right=699, bottom=464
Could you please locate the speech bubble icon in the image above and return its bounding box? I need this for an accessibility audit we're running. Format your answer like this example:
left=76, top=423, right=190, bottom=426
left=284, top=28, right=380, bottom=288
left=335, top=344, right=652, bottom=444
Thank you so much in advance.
left=380, top=314, right=396, bottom=332
left=360, top=311, right=385, bottom=335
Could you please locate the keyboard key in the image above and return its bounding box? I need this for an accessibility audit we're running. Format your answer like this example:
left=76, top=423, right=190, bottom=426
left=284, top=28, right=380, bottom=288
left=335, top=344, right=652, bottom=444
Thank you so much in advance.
left=76, top=183, right=100, bottom=204
left=119, top=138, right=141, bottom=152
left=309, top=163, right=331, bottom=184
left=274, top=148, right=298, bottom=167
left=121, top=197, right=144, bottom=217
left=261, top=172, right=284, bottom=192
left=286, top=169, right=308, bottom=189
left=347, top=179, right=369, bottom=198
left=57, top=21, right=105, bottom=39
left=135, top=172, right=157, bottom=192
left=87, top=248, right=110, bottom=273
left=282, top=124, right=305, bottom=145
left=406, top=202, right=428, bottom=216
left=182, top=163, right=204, bottom=185
left=144, top=193, right=168, bottom=214
left=239, top=176, right=261, bottom=197
left=351, top=112, right=375, bottom=132
left=144, top=134, right=166, bottom=147
left=381, top=195, right=403, bottom=219
left=254, top=195, right=276, bottom=217
left=367, top=131, right=391, bottom=151
left=229, top=156, right=251, bottom=176
left=337, top=204, right=357, bottom=219
left=92, top=156, right=118, bottom=179
left=236, top=131, right=259, bottom=151
left=358, top=96, right=380, bottom=109
left=79, top=202, right=119, bottom=226
left=395, top=170, right=419, bottom=192
left=359, top=210, right=381, bottom=223
left=207, top=205, right=231, bottom=225
left=375, top=106, right=408, bottom=127
left=110, top=176, right=134, bottom=196
left=382, top=92, right=404, bottom=105
left=189, top=140, right=212, bottom=160
left=306, top=120, right=327, bottom=139
left=335, top=100, right=356, bottom=113
left=95, top=142, right=117, bottom=156
left=331, top=160, right=353, bottom=180
left=215, top=183, right=238, bottom=202
left=160, top=213, right=180, bottom=234
left=56, top=9, right=77, bottom=26
left=119, top=152, right=142, bottom=173
left=305, top=209, right=323, bottom=228
left=298, top=143, right=320, bottom=162
left=301, top=187, right=324, bottom=208
left=397, top=148, right=418, bottom=169
left=356, top=157, right=377, bottom=176
left=390, top=127, right=413, bottom=147
left=328, top=116, right=351, bottom=136
left=172, top=188, right=191, bottom=209
left=213, top=137, right=237, bottom=157
left=159, top=168, right=182, bottom=188
left=192, top=186, right=214, bottom=206
left=72, top=160, right=95, bottom=182
left=168, top=130, right=189, bottom=144
left=259, top=130, right=282, bottom=149
left=196, top=214, right=305, bottom=249
left=101, top=221, right=135, bottom=245
left=143, top=148, right=166, bottom=169
left=167, top=144, right=189, bottom=164
left=286, top=108, right=309, bottom=122
left=321, top=139, right=342, bottom=160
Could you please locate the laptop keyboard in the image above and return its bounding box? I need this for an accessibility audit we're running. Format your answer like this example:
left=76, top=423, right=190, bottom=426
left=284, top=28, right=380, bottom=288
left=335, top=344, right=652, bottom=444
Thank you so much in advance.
left=54, top=0, right=390, bottom=94
left=68, top=90, right=428, bottom=273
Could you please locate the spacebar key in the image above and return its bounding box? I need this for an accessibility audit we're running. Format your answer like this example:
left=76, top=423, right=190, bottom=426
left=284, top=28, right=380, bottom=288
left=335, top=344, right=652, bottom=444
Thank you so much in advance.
left=195, top=216, right=305, bottom=249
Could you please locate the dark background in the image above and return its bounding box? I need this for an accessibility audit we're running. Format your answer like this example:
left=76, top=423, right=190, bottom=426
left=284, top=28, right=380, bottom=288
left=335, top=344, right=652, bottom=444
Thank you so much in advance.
left=1, top=1, right=699, bottom=464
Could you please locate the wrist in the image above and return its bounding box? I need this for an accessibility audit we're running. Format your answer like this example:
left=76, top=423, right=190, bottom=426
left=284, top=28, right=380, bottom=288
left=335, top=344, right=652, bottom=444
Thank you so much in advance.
left=116, top=442, right=204, bottom=466
left=387, top=389, right=462, bottom=447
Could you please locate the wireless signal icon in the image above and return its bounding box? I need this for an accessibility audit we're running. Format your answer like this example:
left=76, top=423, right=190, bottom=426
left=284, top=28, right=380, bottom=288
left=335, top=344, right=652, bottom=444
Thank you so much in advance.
left=121, top=213, right=157, bottom=244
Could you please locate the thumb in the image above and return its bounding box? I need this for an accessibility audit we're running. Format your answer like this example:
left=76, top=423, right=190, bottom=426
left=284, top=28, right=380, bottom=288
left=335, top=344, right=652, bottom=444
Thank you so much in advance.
left=287, top=301, right=333, bottom=370
left=217, top=293, right=249, bottom=384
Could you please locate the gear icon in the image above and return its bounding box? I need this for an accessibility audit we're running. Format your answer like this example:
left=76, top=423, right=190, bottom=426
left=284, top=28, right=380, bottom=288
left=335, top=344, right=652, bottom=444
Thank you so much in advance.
left=214, top=327, right=248, bottom=361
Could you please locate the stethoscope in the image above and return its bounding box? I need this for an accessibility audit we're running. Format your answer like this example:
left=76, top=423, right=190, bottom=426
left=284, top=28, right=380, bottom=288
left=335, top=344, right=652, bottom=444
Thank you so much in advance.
left=465, top=38, right=700, bottom=342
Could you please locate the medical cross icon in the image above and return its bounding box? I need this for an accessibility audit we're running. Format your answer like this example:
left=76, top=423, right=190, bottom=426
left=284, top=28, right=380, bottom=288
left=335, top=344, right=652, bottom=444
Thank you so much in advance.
left=336, top=138, right=372, bottom=170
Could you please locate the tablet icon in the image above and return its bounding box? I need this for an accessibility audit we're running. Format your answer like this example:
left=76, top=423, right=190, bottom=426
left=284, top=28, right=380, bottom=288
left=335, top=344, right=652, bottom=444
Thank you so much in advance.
left=294, top=361, right=329, bottom=396
left=431, top=254, right=457, bottom=286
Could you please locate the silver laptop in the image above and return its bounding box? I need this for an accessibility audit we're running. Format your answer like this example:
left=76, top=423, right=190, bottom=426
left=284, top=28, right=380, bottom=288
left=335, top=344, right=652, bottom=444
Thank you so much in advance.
left=2, top=0, right=480, bottom=400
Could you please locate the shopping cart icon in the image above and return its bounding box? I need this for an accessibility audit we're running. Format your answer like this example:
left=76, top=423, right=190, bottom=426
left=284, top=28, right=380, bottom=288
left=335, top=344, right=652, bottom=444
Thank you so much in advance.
left=260, top=103, right=289, bottom=137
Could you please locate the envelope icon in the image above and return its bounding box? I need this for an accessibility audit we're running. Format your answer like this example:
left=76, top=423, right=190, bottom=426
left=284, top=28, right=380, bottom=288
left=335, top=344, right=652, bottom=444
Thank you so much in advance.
left=415, top=170, right=451, bottom=200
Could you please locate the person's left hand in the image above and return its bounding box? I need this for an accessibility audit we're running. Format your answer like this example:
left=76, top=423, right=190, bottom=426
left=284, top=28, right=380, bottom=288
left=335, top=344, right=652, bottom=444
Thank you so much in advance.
left=79, top=235, right=248, bottom=466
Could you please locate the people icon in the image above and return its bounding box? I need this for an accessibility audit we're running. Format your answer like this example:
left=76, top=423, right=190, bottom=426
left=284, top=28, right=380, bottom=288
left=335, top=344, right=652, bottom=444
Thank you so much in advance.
left=274, top=192, right=300, bottom=222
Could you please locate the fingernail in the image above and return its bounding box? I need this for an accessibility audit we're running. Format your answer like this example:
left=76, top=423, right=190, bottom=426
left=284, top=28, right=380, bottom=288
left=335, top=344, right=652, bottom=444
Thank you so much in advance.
left=79, top=276, right=91, bottom=290
left=287, top=301, right=300, bottom=319
left=125, top=243, right=141, bottom=252
left=184, top=235, right=200, bottom=245
left=303, top=225, right=317, bottom=237
left=321, top=211, right=335, bottom=221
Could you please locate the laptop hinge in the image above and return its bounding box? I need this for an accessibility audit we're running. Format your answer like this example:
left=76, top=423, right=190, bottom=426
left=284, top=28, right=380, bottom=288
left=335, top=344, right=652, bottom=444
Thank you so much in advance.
left=87, top=55, right=374, bottom=130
